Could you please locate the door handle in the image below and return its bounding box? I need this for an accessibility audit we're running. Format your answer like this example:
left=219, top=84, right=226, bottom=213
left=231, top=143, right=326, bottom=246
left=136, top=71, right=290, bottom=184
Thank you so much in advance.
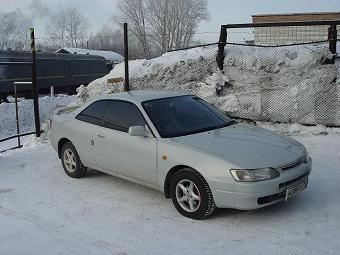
left=97, top=133, right=105, bottom=138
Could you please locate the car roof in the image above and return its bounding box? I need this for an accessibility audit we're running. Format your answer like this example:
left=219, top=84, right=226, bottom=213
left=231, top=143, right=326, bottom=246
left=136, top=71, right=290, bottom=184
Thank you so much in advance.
left=95, top=90, right=190, bottom=104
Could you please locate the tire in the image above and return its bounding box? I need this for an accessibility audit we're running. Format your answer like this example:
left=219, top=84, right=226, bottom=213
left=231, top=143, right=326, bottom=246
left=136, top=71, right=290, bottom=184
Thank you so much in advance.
left=60, top=142, right=87, bottom=178
left=170, top=168, right=216, bottom=220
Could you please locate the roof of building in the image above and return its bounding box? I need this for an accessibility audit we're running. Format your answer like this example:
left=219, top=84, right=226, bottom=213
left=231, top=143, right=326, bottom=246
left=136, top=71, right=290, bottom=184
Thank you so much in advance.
left=96, top=90, right=189, bottom=104
left=55, top=48, right=124, bottom=63
left=252, top=12, right=340, bottom=17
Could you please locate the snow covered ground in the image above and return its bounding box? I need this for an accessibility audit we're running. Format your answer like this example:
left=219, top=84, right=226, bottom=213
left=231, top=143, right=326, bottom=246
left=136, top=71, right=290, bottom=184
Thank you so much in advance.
left=0, top=131, right=340, bottom=254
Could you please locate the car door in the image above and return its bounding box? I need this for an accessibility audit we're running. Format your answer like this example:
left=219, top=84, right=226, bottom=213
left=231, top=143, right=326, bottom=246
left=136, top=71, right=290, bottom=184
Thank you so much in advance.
left=93, top=100, right=158, bottom=186
left=72, top=100, right=109, bottom=168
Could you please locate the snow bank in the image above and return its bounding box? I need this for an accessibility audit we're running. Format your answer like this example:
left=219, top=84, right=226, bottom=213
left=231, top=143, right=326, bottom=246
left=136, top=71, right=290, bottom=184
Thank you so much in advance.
left=256, top=121, right=340, bottom=136
left=77, top=43, right=339, bottom=126
left=221, top=43, right=339, bottom=125
left=0, top=95, right=76, bottom=139
left=74, top=46, right=217, bottom=104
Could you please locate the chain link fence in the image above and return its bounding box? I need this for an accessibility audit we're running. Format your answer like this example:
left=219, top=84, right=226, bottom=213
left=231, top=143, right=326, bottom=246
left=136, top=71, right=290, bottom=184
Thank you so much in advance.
left=119, top=43, right=339, bottom=126
left=81, top=21, right=340, bottom=126
left=221, top=41, right=339, bottom=126
left=216, top=21, right=339, bottom=126
left=87, top=41, right=340, bottom=127
left=0, top=95, right=76, bottom=141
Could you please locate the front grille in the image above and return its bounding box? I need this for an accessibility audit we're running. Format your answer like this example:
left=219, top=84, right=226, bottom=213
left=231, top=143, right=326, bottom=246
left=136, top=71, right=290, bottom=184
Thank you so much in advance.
left=280, top=157, right=304, bottom=171
left=279, top=172, right=309, bottom=190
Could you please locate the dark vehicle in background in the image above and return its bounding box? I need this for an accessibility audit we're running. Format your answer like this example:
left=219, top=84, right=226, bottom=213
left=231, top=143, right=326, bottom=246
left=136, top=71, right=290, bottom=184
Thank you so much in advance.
left=0, top=50, right=108, bottom=101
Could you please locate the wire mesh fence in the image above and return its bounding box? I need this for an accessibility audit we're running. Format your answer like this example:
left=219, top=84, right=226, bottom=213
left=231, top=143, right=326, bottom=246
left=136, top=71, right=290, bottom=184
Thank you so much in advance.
left=0, top=95, right=75, bottom=140
left=221, top=41, right=339, bottom=126
left=101, top=25, right=339, bottom=126
left=216, top=21, right=339, bottom=126
left=225, top=24, right=340, bottom=45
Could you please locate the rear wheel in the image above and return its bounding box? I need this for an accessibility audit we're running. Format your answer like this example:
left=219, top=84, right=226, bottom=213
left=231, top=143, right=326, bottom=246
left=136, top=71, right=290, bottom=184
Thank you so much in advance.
left=61, top=142, right=87, bottom=178
left=170, top=168, right=216, bottom=220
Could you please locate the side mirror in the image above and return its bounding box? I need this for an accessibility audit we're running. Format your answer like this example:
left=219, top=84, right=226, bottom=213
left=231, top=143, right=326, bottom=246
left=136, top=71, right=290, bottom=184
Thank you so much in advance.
left=128, top=125, right=148, bottom=137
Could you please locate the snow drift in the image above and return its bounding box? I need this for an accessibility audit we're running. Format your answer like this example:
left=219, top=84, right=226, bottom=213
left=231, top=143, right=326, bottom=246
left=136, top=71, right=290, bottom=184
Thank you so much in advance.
left=76, top=43, right=339, bottom=125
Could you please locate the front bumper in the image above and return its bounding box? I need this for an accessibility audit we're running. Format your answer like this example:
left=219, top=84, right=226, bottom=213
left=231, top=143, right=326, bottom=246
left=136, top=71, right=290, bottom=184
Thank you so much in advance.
left=213, top=157, right=312, bottom=210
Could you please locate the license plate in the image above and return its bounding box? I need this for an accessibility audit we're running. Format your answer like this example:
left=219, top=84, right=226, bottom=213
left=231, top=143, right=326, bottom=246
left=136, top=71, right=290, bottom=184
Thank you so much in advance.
left=285, top=179, right=308, bottom=201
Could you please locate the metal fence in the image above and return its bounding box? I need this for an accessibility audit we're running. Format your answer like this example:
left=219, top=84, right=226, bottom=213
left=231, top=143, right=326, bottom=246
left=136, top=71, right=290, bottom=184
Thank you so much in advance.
left=215, top=20, right=340, bottom=126
left=0, top=28, right=41, bottom=152
left=119, top=20, right=339, bottom=126
left=221, top=41, right=339, bottom=126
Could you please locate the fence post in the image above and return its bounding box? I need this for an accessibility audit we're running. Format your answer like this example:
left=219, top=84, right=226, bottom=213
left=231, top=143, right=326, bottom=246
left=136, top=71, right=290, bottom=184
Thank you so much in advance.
left=50, top=86, right=54, bottom=98
left=328, top=24, right=337, bottom=64
left=30, top=28, right=41, bottom=137
left=216, top=25, right=227, bottom=71
left=123, top=23, right=129, bottom=92
left=14, top=83, right=21, bottom=148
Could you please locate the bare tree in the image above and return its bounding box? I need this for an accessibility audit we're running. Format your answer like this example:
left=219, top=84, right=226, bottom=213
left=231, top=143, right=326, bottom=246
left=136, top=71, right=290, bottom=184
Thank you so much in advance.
left=114, top=0, right=150, bottom=58
left=45, top=7, right=90, bottom=48
left=148, top=0, right=208, bottom=53
left=114, top=0, right=208, bottom=57
left=0, top=10, right=32, bottom=51
left=88, top=23, right=124, bottom=52
left=88, top=24, right=145, bottom=59
left=146, top=0, right=169, bottom=53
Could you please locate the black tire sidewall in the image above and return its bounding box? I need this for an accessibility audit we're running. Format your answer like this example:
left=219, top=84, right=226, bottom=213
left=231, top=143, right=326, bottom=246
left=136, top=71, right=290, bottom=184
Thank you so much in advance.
left=170, top=169, right=213, bottom=220
left=61, top=142, right=86, bottom=178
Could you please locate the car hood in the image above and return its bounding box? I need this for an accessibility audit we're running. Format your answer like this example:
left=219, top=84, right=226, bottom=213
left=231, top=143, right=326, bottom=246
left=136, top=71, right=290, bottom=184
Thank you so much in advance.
left=171, top=123, right=306, bottom=169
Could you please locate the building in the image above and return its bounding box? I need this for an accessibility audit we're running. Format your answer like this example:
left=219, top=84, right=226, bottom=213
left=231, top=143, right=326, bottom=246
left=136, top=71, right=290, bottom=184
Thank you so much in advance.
left=252, top=12, right=340, bottom=45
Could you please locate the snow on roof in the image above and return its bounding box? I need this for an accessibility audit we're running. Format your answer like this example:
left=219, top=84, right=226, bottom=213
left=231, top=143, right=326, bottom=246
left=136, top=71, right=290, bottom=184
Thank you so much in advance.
left=56, top=48, right=124, bottom=63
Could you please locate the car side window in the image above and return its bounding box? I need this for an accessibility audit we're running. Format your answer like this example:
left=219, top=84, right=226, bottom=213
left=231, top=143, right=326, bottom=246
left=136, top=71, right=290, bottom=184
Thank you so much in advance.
left=102, top=101, right=146, bottom=132
left=76, top=100, right=108, bottom=125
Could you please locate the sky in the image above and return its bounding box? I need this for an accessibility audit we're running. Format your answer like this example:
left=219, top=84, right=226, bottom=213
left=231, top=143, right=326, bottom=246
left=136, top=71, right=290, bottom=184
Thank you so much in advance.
left=1, top=0, right=340, bottom=43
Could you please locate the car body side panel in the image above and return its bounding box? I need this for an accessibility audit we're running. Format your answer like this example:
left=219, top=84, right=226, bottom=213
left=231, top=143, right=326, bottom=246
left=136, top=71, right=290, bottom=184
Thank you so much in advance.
left=93, top=126, right=158, bottom=186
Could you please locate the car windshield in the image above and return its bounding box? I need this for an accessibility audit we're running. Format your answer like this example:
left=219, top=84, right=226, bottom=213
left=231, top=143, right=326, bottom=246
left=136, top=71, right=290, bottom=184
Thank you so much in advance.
left=142, top=95, right=235, bottom=138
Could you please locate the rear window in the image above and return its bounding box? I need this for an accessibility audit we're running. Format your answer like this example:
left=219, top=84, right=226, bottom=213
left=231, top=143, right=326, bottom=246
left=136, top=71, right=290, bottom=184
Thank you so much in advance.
left=76, top=100, right=108, bottom=125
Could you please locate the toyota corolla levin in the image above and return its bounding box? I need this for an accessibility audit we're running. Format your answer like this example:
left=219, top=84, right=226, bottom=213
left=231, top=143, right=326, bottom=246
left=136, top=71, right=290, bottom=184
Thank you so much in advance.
left=49, top=91, right=312, bottom=219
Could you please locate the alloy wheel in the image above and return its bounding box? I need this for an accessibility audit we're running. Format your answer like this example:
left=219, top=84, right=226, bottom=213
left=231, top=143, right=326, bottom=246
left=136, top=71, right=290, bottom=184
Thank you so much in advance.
left=175, top=179, right=201, bottom=212
left=63, top=149, right=76, bottom=173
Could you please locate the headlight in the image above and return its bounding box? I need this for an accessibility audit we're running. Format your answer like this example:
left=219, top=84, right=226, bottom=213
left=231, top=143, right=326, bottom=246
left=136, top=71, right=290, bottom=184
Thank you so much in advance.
left=230, top=168, right=280, bottom=182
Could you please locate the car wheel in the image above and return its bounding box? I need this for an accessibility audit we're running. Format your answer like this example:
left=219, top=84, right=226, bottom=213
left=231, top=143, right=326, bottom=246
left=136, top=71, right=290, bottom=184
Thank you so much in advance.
left=61, top=142, right=87, bottom=178
left=170, top=168, right=216, bottom=220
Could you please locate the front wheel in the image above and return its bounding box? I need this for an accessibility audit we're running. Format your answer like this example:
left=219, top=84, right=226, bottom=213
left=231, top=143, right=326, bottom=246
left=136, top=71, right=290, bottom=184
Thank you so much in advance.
left=170, top=168, right=216, bottom=220
left=61, top=142, right=87, bottom=178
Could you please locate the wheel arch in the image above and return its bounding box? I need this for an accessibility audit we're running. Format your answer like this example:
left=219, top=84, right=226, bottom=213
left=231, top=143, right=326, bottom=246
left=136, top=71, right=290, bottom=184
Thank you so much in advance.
left=164, top=164, right=204, bottom=198
left=57, top=138, right=72, bottom=158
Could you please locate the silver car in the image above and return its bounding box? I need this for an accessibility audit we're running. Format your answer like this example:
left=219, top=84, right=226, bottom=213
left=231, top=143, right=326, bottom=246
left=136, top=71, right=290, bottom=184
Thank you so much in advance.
left=49, top=91, right=312, bottom=219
